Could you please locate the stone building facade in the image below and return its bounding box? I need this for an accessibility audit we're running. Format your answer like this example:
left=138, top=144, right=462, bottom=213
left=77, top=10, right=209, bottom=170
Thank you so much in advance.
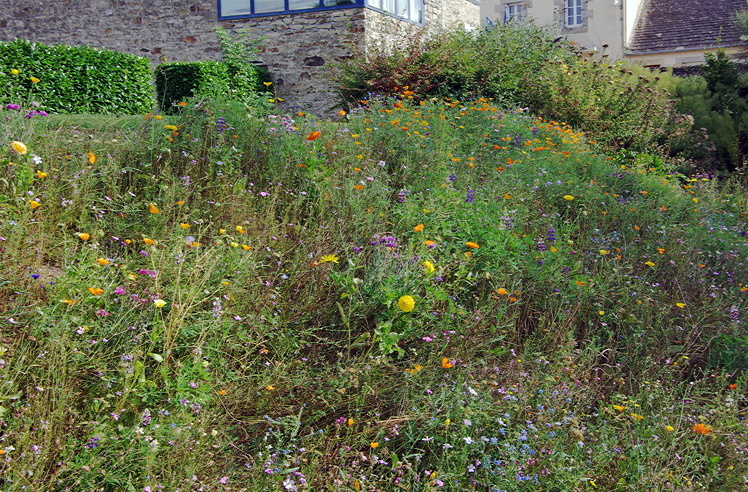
left=0, top=0, right=480, bottom=114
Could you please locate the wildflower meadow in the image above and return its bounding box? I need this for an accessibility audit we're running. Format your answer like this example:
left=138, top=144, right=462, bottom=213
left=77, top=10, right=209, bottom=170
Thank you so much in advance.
left=1, top=73, right=747, bottom=491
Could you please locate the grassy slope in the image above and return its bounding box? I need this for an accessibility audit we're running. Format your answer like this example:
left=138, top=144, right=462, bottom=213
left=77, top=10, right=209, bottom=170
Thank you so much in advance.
left=0, top=97, right=746, bottom=491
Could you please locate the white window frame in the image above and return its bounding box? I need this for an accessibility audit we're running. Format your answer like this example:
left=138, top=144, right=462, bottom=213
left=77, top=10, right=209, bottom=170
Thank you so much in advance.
left=565, top=0, right=583, bottom=27
left=504, top=2, right=524, bottom=22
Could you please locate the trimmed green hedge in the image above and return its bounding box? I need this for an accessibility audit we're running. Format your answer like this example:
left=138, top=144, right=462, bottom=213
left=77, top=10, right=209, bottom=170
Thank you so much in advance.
left=0, top=39, right=152, bottom=114
left=155, top=60, right=270, bottom=112
left=155, top=61, right=232, bottom=112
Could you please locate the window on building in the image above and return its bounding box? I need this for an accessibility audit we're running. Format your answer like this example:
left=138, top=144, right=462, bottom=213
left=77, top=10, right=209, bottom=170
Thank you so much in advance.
left=504, top=3, right=524, bottom=22
left=565, top=0, right=583, bottom=27
left=365, top=0, right=424, bottom=23
left=219, top=0, right=361, bottom=18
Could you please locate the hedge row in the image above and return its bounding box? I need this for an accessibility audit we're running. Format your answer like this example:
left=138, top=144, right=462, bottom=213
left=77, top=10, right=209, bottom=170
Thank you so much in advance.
left=0, top=39, right=153, bottom=114
left=0, top=39, right=271, bottom=115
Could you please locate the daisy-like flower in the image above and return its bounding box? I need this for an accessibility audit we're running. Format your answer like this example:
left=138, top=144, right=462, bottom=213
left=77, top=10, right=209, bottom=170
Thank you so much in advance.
left=319, top=254, right=339, bottom=264
left=398, top=295, right=415, bottom=312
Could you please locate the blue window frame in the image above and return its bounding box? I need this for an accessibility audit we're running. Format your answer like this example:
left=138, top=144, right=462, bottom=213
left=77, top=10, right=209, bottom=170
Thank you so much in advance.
left=219, top=0, right=423, bottom=23
left=219, top=0, right=363, bottom=19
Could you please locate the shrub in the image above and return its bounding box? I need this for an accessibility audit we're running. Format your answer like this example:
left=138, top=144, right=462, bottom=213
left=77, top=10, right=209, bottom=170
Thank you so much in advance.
left=0, top=39, right=152, bottom=114
left=335, top=21, right=571, bottom=105
left=154, top=61, right=233, bottom=112
left=154, top=28, right=271, bottom=112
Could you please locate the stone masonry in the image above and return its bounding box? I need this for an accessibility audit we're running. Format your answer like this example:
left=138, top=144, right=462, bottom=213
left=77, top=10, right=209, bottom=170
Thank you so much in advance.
left=0, top=0, right=479, bottom=115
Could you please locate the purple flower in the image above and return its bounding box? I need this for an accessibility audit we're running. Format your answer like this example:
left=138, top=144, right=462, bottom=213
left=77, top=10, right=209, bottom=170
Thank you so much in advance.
left=466, top=188, right=474, bottom=203
left=5, top=104, right=20, bottom=111
left=114, top=286, right=126, bottom=295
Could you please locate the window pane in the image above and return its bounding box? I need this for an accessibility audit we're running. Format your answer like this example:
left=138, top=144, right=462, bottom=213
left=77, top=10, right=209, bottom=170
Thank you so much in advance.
left=253, top=0, right=284, bottom=12
left=365, top=0, right=381, bottom=8
left=220, top=0, right=251, bottom=16
left=290, top=0, right=319, bottom=9
left=326, top=0, right=354, bottom=6
left=383, top=0, right=395, bottom=13
left=395, top=0, right=408, bottom=17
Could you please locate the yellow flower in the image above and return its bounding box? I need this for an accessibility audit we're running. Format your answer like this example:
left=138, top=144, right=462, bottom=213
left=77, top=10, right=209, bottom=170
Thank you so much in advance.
left=177, top=200, right=185, bottom=206
left=11, top=69, right=19, bottom=75
left=96, top=258, right=110, bottom=266
left=319, top=254, right=339, bottom=264
left=338, top=110, right=347, bottom=117
left=347, top=418, right=355, bottom=426
left=465, top=241, right=480, bottom=249
left=165, top=124, right=178, bottom=131
left=563, top=195, right=575, bottom=201
left=36, top=170, right=48, bottom=179
left=613, top=405, right=625, bottom=412
left=30, top=76, right=40, bottom=83
left=263, top=81, right=273, bottom=87
left=425, top=240, right=436, bottom=248
left=242, top=244, right=251, bottom=251
left=665, top=425, right=675, bottom=432
left=599, top=249, right=609, bottom=255
left=398, top=295, right=415, bottom=312
left=29, top=200, right=41, bottom=209
left=444, top=418, right=451, bottom=426
left=370, top=442, right=379, bottom=449
left=645, top=261, right=655, bottom=267
left=413, top=223, right=424, bottom=232
left=61, top=299, right=78, bottom=306
left=143, top=237, right=155, bottom=245
left=153, top=299, right=167, bottom=308
left=230, top=242, right=239, bottom=248
left=630, top=413, right=644, bottom=421
left=266, top=385, right=275, bottom=391
left=179, top=222, right=191, bottom=229
left=219, top=228, right=227, bottom=235
left=497, top=288, right=509, bottom=296
left=236, top=225, right=246, bottom=234
left=10, top=141, right=27, bottom=154
left=88, top=152, right=96, bottom=164
left=423, top=261, right=435, bottom=273
left=406, top=363, right=424, bottom=374
left=675, top=302, right=686, bottom=309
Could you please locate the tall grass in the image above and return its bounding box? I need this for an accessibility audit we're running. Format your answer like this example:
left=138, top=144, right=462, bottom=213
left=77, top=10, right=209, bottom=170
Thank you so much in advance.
left=0, top=90, right=746, bottom=491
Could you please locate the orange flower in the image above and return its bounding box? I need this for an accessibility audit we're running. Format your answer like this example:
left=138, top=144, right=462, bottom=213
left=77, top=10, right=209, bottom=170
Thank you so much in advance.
left=88, top=287, right=104, bottom=296
left=466, top=241, right=480, bottom=249
left=441, top=357, right=454, bottom=369
left=692, top=423, right=711, bottom=435
left=88, top=151, right=96, bottom=164
left=413, top=223, right=424, bottom=232
left=729, top=384, right=737, bottom=390
left=77, top=233, right=91, bottom=241
left=353, top=184, right=365, bottom=191
left=424, top=240, right=436, bottom=248
left=148, top=203, right=160, bottom=214
left=497, top=288, right=508, bottom=296
left=307, top=131, right=321, bottom=141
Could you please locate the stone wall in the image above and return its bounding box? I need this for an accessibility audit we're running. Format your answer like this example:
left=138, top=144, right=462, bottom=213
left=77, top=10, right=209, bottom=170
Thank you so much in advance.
left=222, top=9, right=365, bottom=114
left=0, top=0, right=478, bottom=115
left=0, top=1, right=221, bottom=64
